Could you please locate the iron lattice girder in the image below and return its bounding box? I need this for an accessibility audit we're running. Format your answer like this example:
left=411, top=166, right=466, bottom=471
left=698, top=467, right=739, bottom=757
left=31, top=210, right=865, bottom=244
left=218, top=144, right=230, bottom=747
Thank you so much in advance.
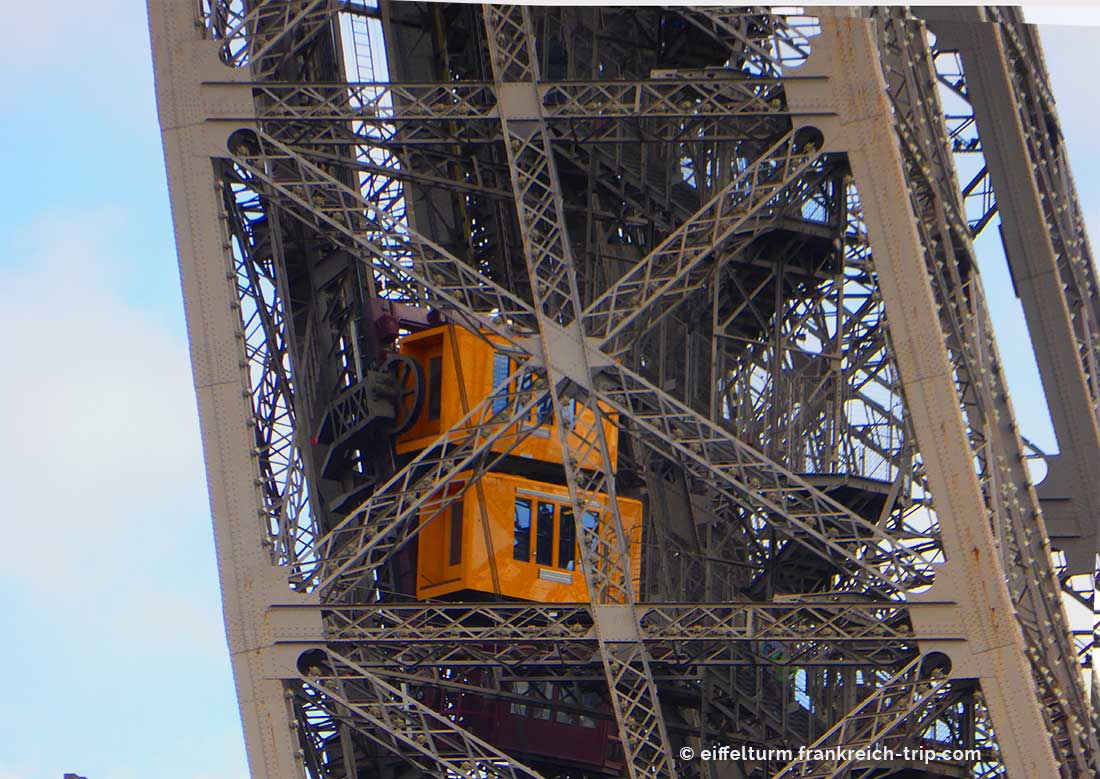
left=770, top=655, right=954, bottom=779
left=482, top=6, right=677, bottom=779
left=950, top=6, right=1100, bottom=630
left=320, top=601, right=920, bottom=645
left=231, top=90, right=930, bottom=600
left=218, top=172, right=318, bottom=582
left=237, top=74, right=822, bottom=124
left=327, top=637, right=912, bottom=672
left=295, top=627, right=948, bottom=777
left=227, top=99, right=830, bottom=366
left=152, top=3, right=1100, bottom=778
left=232, top=131, right=540, bottom=345
left=593, top=361, right=934, bottom=595
left=255, top=114, right=785, bottom=148
left=582, top=128, right=828, bottom=352
left=288, top=600, right=935, bottom=669
left=676, top=7, right=816, bottom=75
left=969, top=4, right=1100, bottom=746
left=930, top=21, right=1100, bottom=749
left=590, top=149, right=905, bottom=475
left=928, top=47, right=999, bottom=236
left=987, top=7, right=1100, bottom=418
left=688, top=10, right=1091, bottom=776
left=798, top=12, right=1085, bottom=776
left=202, top=0, right=339, bottom=79
left=873, top=11, right=1095, bottom=769
left=229, top=136, right=849, bottom=598
left=241, top=146, right=934, bottom=601
left=303, top=651, right=549, bottom=779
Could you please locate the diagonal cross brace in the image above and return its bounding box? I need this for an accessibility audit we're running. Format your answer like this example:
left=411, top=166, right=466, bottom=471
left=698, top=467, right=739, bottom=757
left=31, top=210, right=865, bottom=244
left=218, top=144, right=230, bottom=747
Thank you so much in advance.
left=583, top=128, right=826, bottom=352
left=771, top=655, right=953, bottom=779
left=483, top=6, right=678, bottom=779
left=594, top=361, right=934, bottom=595
left=231, top=131, right=539, bottom=347
left=304, top=649, right=549, bottom=779
left=257, top=108, right=930, bottom=602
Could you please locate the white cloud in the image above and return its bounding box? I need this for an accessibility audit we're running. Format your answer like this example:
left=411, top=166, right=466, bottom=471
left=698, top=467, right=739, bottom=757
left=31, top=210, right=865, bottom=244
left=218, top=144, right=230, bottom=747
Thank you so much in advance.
left=0, top=207, right=246, bottom=778
left=0, top=0, right=158, bottom=132
left=0, top=0, right=151, bottom=73
left=1, top=210, right=202, bottom=551
left=0, top=206, right=219, bottom=653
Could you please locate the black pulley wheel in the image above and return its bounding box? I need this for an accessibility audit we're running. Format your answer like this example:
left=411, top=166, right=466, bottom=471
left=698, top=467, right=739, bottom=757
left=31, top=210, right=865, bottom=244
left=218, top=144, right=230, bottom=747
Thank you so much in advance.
left=383, top=354, right=425, bottom=435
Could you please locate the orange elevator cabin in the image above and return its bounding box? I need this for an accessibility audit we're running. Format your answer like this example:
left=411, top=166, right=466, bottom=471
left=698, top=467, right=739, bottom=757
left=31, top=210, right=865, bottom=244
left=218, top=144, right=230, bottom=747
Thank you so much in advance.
left=393, top=323, right=643, bottom=602
left=396, top=323, right=620, bottom=470
left=415, top=471, right=642, bottom=602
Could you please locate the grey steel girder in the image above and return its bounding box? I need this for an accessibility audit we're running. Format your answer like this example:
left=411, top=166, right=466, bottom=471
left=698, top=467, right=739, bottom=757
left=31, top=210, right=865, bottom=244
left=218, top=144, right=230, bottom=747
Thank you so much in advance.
left=230, top=107, right=933, bottom=605
left=784, top=12, right=1088, bottom=776
left=148, top=2, right=321, bottom=776
left=926, top=7, right=1100, bottom=576
left=770, top=655, right=954, bottom=779
left=482, top=7, right=677, bottom=778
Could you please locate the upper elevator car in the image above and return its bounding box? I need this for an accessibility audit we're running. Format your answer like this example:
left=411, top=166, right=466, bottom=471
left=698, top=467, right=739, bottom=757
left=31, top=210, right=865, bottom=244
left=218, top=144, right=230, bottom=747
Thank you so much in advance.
left=394, top=323, right=619, bottom=472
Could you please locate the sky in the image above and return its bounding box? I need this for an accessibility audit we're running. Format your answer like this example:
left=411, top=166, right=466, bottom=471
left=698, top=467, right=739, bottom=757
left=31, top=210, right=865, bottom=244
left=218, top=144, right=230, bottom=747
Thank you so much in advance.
left=0, top=5, right=1097, bottom=779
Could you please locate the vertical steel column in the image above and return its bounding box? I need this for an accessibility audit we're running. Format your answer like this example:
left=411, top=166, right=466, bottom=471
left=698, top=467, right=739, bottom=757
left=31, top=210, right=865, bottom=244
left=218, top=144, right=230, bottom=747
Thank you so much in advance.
left=788, top=14, right=1062, bottom=776
left=931, top=8, right=1100, bottom=575
left=148, top=2, right=317, bottom=776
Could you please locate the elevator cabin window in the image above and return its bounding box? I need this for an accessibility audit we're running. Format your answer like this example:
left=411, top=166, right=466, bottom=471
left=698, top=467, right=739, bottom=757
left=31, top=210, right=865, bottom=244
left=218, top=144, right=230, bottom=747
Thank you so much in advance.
left=507, top=681, right=599, bottom=728
left=513, top=497, right=594, bottom=572
left=448, top=500, right=463, bottom=566
left=427, top=355, right=442, bottom=420
left=491, top=353, right=574, bottom=427
left=536, top=502, right=554, bottom=566
left=514, top=497, right=532, bottom=562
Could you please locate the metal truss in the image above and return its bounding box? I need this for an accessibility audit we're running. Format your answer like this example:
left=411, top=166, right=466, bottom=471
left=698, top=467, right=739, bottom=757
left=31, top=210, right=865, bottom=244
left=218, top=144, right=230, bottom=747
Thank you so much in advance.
left=150, top=3, right=1100, bottom=779
left=872, top=11, right=1095, bottom=771
left=592, top=362, right=934, bottom=596
left=218, top=166, right=321, bottom=586
left=309, top=599, right=927, bottom=667
left=676, top=8, right=819, bottom=76
left=244, top=75, right=802, bottom=124
left=797, top=10, right=1092, bottom=776
left=232, top=132, right=905, bottom=606
left=770, top=655, right=954, bottom=779
left=927, top=46, right=998, bottom=237
left=583, top=128, right=827, bottom=354
left=303, top=650, right=548, bottom=779
left=984, top=9, right=1100, bottom=416
left=926, top=9, right=1100, bottom=592
left=483, top=7, right=675, bottom=777
left=200, top=0, right=341, bottom=79
left=240, top=94, right=933, bottom=601
left=230, top=131, right=539, bottom=344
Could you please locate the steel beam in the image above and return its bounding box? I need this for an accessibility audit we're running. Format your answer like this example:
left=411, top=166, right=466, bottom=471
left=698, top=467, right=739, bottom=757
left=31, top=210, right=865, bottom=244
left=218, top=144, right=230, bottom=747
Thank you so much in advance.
left=148, top=3, right=318, bottom=776
left=790, top=14, right=1068, bottom=776
left=150, top=5, right=1100, bottom=777
left=927, top=8, right=1100, bottom=575
left=482, top=7, right=677, bottom=778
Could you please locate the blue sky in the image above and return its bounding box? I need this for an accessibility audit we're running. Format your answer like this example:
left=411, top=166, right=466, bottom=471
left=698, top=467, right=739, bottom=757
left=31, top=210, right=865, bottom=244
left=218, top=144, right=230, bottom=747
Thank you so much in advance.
left=0, top=6, right=1096, bottom=779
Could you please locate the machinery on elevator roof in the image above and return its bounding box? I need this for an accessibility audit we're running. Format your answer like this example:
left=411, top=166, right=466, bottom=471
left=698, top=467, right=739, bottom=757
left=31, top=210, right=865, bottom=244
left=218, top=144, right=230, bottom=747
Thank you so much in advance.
left=151, top=3, right=1100, bottom=778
